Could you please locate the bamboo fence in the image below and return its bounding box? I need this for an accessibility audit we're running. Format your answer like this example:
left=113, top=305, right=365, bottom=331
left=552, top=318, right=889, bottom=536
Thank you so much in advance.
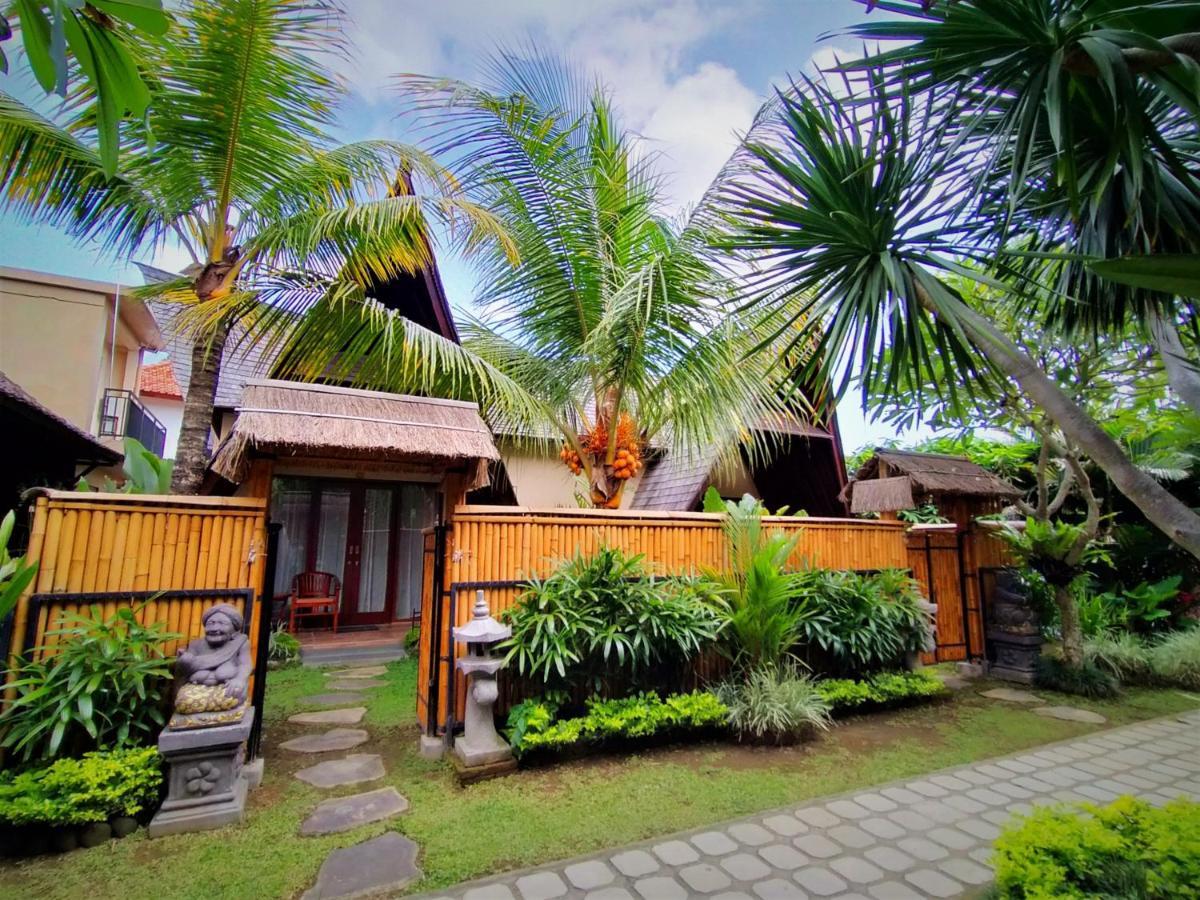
left=7, top=491, right=268, bottom=684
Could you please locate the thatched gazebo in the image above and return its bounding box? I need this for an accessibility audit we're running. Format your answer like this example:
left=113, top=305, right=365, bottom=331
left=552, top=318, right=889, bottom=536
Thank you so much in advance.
left=842, top=448, right=1021, bottom=526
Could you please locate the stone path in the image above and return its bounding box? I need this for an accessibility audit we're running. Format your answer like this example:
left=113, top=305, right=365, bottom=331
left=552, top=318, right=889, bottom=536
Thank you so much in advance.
left=414, top=708, right=1200, bottom=900
left=291, top=664, right=419, bottom=898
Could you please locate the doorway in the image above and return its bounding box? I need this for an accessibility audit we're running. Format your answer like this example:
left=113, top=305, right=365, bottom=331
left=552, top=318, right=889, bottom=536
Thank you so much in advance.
left=270, top=477, right=439, bottom=628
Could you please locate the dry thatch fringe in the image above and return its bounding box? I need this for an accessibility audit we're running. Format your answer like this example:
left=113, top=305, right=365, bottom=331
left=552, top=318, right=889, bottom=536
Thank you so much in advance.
left=211, top=379, right=499, bottom=485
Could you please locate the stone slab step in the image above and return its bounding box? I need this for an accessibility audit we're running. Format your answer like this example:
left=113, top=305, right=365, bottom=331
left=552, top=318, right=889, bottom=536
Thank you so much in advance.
left=301, top=646, right=406, bottom=668
left=300, top=693, right=365, bottom=706
left=1034, top=705, right=1107, bottom=724
left=302, top=832, right=421, bottom=899
left=328, top=679, right=386, bottom=691
left=281, top=729, right=369, bottom=754
left=326, top=666, right=388, bottom=679
left=300, top=787, right=409, bottom=836
left=295, top=754, right=385, bottom=789
left=289, top=708, right=367, bottom=726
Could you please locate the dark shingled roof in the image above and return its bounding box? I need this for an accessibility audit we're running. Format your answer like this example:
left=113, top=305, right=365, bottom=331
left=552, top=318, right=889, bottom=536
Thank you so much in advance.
left=0, top=370, right=121, bottom=465
left=846, top=448, right=1022, bottom=506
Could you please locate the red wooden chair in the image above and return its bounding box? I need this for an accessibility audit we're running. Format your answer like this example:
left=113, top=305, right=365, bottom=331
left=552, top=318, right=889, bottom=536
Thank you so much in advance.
left=288, top=571, right=341, bottom=634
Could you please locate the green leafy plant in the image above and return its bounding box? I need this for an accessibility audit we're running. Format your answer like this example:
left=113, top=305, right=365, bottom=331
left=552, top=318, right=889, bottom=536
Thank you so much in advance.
left=0, top=508, right=37, bottom=623
left=1148, top=627, right=1200, bottom=691
left=1033, top=655, right=1120, bottom=700
left=403, top=625, right=421, bottom=653
left=897, top=505, right=948, bottom=525
left=76, top=437, right=174, bottom=494
left=500, top=547, right=720, bottom=693
left=514, top=690, right=728, bottom=756
left=991, top=796, right=1200, bottom=899
left=0, top=747, right=162, bottom=826
left=267, top=625, right=300, bottom=666
left=0, top=604, right=180, bottom=761
left=816, top=671, right=947, bottom=714
left=1083, top=633, right=1153, bottom=685
left=793, top=569, right=931, bottom=675
left=505, top=697, right=559, bottom=750
left=1122, top=577, right=1182, bottom=633
left=715, top=664, right=831, bottom=744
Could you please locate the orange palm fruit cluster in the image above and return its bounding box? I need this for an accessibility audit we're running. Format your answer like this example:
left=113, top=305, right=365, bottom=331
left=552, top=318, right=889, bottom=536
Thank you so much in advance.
left=558, top=444, right=584, bottom=475
left=610, top=445, right=642, bottom=481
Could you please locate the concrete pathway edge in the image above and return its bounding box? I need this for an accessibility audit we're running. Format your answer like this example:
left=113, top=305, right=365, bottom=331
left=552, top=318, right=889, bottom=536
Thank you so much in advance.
left=410, top=707, right=1200, bottom=900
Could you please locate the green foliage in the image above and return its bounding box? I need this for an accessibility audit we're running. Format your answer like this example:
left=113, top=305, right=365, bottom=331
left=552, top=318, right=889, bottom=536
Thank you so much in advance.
left=0, top=747, right=162, bottom=826
left=0, top=508, right=37, bottom=623
left=715, top=664, right=831, bottom=743
left=1077, top=577, right=1183, bottom=638
left=0, top=604, right=180, bottom=762
left=914, top=435, right=1039, bottom=484
left=793, top=569, right=931, bottom=674
left=3, top=2, right=169, bottom=174
left=1147, top=628, right=1200, bottom=691
left=513, top=691, right=729, bottom=755
left=991, top=796, right=1200, bottom=900
left=505, top=697, right=559, bottom=750
left=997, top=519, right=1107, bottom=587
left=816, top=670, right=947, bottom=714
left=268, top=625, right=300, bottom=665
left=500, top=547, right=721, bottom=693
left=896, top=505, right=948, bottom=525
left=1083, top=633, right=1154, bottom=685
left=1034, top=656, right=1120, bottom=700
left=76, top=438, right=174, bottom=494
left=403, top=625, right=421, bottom=652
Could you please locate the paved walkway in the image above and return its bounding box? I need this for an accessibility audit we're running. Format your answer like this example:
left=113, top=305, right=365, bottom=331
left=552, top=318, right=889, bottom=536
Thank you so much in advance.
left=417, top=707, right=1200, bottom=900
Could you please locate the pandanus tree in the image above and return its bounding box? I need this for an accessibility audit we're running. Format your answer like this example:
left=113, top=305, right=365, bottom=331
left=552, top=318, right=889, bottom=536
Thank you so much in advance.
left=280, top=52, right=795, bottom=509
left=719, top=0, right=1200, bottom=606
left=0, top=0, right=517, bottom=493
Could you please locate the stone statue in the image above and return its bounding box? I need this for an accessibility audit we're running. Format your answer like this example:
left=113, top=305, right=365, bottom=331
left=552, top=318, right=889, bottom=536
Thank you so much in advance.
left=169, top=604, right=252, bottom=729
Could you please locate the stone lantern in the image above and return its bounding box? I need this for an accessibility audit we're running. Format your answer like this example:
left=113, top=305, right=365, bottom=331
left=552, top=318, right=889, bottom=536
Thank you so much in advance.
left=451, top=590, right=515, bottom=780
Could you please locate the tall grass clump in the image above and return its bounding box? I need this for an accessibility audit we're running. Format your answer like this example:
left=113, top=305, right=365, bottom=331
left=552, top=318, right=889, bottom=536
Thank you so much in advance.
left=1083, top=632, right=1153, bottom=684
left=1148, top=627, right=1200, bottom=690
left=716, top=664, right=831, bottom=744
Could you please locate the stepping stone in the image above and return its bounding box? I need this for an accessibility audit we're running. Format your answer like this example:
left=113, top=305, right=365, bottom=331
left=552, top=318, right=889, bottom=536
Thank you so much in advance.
left=939, top=675, right=971, bottom=690
left=281, top=729, right=369, bottom=754
left=328, top=679, right=386, bottom=691
left=327, top=666, right=387, bottom=679
left=1033, top=706, right=1107, bottom=724
left=289, top=707, right=366, bottom=726
left=981, top=688, right=1043, bottom=704
left=295, top=754, right=385, bottom=788
left=300, top=787, right=409, bottom=836
left=301, top=693, right=365, bottom=706
left=301, top=832, right=420, bottom=899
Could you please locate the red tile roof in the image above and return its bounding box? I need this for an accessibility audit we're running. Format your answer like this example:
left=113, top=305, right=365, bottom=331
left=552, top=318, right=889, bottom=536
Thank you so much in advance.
left=138, top=360, right=183, bottom=400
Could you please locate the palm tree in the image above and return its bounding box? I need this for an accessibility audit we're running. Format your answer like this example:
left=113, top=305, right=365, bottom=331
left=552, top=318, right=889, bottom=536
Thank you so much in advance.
left=718, top=4, right=1200, bottom=568
left=0, top=0, right=516, bottom=493
left=272, top=51, right=800, bottom=509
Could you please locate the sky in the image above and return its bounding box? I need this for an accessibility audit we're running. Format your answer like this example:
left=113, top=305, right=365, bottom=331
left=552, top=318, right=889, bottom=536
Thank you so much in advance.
left=0, top=0, right=928, bottom=454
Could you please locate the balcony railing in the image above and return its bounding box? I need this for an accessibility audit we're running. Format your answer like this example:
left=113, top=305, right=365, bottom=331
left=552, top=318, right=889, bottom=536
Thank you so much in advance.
left=98, top=389, right=167, bottom=458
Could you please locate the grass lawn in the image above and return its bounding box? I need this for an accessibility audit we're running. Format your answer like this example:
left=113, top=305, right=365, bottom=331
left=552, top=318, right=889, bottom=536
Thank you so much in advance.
left=1, top=660, right=1195, bottom=900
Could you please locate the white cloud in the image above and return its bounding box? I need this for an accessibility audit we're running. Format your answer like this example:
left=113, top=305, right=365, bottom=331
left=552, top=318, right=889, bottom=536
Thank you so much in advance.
left=338, top=0, right=766, bottom=213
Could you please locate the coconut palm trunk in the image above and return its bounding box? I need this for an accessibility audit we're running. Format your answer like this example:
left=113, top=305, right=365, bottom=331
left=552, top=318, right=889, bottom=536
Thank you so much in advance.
left=171, top=321, right=229, bottom=494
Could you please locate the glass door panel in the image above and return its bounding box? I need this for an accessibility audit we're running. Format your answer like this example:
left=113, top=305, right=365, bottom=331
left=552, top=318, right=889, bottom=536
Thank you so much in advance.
left=270, top=478, right=311, bottom=596
left=393, top=484, right=438, bottom=620
left=356, top=488, right=393, bottom=615
left=315, top=486, right=351, bottom=582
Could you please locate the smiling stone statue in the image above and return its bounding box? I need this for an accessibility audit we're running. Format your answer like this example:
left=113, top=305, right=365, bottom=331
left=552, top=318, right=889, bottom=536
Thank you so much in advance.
left=170, top=604, right=253, bottom=729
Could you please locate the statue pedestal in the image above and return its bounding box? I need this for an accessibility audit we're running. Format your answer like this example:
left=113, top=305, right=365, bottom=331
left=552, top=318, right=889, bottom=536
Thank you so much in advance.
left=149, top=706, right=254, bottom=837
left=987, top=631, right=1042, bottom=683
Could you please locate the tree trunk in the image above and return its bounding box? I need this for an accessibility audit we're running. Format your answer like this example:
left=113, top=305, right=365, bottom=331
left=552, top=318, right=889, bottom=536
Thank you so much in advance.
left=949, top=303, right=1200, bottom=561
left=1147, top=309, right=1200, bottom=417
left=1055, top=582, right=1084, bottom=668
left=170, top=322, right=230, bottom=494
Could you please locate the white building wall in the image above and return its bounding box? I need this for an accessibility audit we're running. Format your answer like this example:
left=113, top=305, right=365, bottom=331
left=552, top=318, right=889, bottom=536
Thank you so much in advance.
left=143, top=396, right=183, bottom=459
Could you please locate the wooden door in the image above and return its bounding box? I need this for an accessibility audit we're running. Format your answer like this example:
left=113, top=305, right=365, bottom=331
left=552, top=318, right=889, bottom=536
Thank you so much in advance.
left=339, top=484, right=397, bottom=627
left=907, top=525, right=971, bottom=662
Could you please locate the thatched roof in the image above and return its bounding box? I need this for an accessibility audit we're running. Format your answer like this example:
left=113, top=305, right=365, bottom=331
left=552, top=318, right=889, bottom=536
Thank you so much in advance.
left=210, top=380, right=499, bottom=486
left=843, top=448, right=1020, bottom=512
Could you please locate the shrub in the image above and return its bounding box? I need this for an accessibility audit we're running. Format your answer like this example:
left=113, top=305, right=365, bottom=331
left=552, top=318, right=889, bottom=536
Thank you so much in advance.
left=0, top=747, right=163, bottom=826
left=513, top=690, right=728, bottom=755
left=268, top=625, right=301, bottom=665
left=1148, top=627, right=1200, bottom=690
left=1084, top=632, right=1153, bottom=684
left=991, top=796, right=1200, bottom=899
left=500, top=547, right=721, bottom=693
left=817, top=670, right=946, bottom=713
left=715, top=664, right=832, bottom=743
left=403, top=625, right=421, bottom=652
left=1033, top=655, right=1120, bottom=699
left=793, top=569, right=931, bottom=674
left=0, top=604, right=180, bottom=762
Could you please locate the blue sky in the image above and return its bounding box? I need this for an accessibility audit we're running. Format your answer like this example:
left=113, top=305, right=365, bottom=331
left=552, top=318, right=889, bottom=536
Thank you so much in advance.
left=0, top=0, right=923, bottom=453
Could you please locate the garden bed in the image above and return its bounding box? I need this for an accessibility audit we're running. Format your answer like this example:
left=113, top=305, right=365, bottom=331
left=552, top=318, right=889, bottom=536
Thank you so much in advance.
left=0, top=658, right=1195, bottom=900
